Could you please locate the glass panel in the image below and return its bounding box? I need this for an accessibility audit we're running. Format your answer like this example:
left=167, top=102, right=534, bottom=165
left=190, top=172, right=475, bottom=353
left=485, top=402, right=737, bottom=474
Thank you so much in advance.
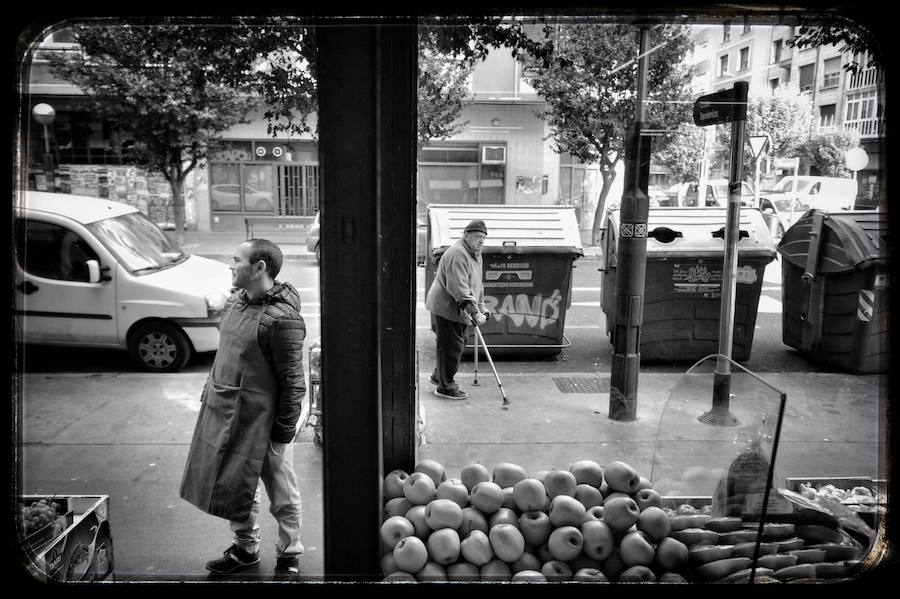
left=209, top=164, right=242, bottom=211
left=479, top=164, right=505, bottom=203
left=17, top=220, right=99, bottom=281
left=243, top=164, right=275, bottom=212
left=417, top=164, right=480, bottom=203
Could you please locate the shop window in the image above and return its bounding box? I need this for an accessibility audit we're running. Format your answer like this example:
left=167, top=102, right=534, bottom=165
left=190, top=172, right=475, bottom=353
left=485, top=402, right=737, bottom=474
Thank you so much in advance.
left=417, top=142, right=507, bottom=204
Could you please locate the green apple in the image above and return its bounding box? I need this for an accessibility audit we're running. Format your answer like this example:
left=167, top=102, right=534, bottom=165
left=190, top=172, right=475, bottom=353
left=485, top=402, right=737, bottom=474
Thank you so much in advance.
left=636, top=505, right=670, bottom=542
left=601, top=491, right=631, bottom=505
left=489, top=507, right=519, bottom=529
left=381, top=552, right=399, bottom=576
left=511, top=551, right=542, bottom=573
left=500, top=487, right=517, bottom=511
left=518, top=509, right=553, bottom=547
left=404, top=504, right=431, bottom=540
left=535, top=543, right=553, bottom=564
left=446, top=561, right=479, bottom=581
left=654, top=537, right=689, bottom=572
left=492, top=462, right=528, bottom=489
left=573, top=567, right=609, bottom=582
left=469, top=481, right=504, bottom=514
left=460, top=462, right=490, bottom=492
left=633, top=487, right=663, bottom=511
left=393, top=535, right=428, bottom=574
left=435, top=479, right=468, bottom=509
left=600, top=547, right=627, bottom=580
left=580, top=519, right=615, bottom=561
left=601, top=496, right=640, bottom=532
left=604, top=461, right=641, bottom=494
left=547, top=525, right=583, bottom=562
left=541, top=560, right=573, bottom=581
left=380, top=514, right=415, bottom=548
left=383, top=497, right=414, bottom=519
left=414, top=458, right=447, bottom=487
left=529, top=469, right=550, bottom=483
left=510, top=570, right=546, bottom=582
left=488, top=523, right=526, bottom=562
left=459, top=529, right=494, bottom=566
left=479, top=558, right=512, bottom=581
left=415, top=561, right=447, bottom=581
left=424, top=498, right=463, bottom=531
left=402, top=471, right=437, bottom=505
left=513, top=478, right=548, bottom=512
left=635, top=476, right=653, bottom=491
left=618, top=564, right=657, bottom=583
left=543, top=469, right=577, bottom=498
left=426, top=527, right=460, bottom=566
left=549, top=494, right=587, bottom=527
left=382, top=571, right=416, bottom=582
left=383, top=469, right=410, bottom=500
left=619, top=530, right=655, bottom=566
left=574, top=483, right=604, bottom=509
left=458, top=506, right=489, bottom=537
left=583, top=505, right=604, bottom=522
left=568, top=459, right=605, bottom=488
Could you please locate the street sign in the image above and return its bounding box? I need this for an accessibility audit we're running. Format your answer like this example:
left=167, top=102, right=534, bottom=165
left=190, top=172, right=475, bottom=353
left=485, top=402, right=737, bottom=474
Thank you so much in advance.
left=748, top=135, right=770, bottom=159
left=693, top=87, right=748, bottom=127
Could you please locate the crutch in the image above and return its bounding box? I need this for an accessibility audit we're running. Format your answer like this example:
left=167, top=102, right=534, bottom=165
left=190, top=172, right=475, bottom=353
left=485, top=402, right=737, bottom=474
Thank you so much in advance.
left=472, top=316, right=480, bottom=386
left=470, top=314, right=510, bottom=408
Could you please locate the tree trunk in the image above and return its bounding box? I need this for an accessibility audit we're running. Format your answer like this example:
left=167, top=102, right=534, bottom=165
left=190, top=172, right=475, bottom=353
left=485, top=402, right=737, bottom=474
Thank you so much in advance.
left=591, top=165, right=618, bottom=246
left=170, top=173, right=185, bottom=247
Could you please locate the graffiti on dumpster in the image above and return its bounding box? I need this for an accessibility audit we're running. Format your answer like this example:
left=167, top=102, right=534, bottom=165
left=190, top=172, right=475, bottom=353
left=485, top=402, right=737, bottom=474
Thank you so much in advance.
left=483, top=289, right=562, bottom=330
left=672, top=263, right=722, bottom=298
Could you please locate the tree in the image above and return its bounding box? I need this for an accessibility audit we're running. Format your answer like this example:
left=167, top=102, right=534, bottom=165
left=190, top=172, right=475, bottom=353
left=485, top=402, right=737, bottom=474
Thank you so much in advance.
left=522, top=23, right=694, bottom=243
left=800, top=130, right=860, bottom=177
left=655, top=124, right=707, bottom=184
left=787, top=13, right=883, bottom=73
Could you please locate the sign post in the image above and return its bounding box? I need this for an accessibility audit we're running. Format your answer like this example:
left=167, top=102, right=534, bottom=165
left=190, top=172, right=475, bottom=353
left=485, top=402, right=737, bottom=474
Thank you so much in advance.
left=692, top=81, right=749, bottom=426
left=748, top=134, right=771, bottom=207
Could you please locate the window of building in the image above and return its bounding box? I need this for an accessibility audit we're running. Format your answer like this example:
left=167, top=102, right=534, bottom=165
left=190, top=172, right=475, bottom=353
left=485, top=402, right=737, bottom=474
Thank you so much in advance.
left=417, top=142, right=507, bottom=204
left=739, top=47, right=750, bottom=71
left=799, top=64, right=815, bottom=92
left=719, top=54, right=729, bottom=77
left=559, top=152, right=599, bottom=230
left=770, top=77, right=780, bottom=90
left=772, top=39, right=782, bottom=63
left=723, top=22, right=731, bottom=42
left=743, top=16, right=751, bottom=34
left=846, top=91, right=877, bottom=122
left=822, top=57, right=841, bottom=88
left=819, top=104, right=836, bottom=128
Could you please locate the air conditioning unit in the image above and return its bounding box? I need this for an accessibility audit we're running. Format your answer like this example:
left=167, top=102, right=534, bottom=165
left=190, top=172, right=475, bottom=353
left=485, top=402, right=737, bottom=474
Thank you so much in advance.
left=481, top=145, right=506, bottom=164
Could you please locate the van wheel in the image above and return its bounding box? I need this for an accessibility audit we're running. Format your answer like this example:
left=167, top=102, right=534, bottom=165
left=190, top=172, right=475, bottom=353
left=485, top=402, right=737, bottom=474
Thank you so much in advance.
left=128, top=322, right=192, bottom=373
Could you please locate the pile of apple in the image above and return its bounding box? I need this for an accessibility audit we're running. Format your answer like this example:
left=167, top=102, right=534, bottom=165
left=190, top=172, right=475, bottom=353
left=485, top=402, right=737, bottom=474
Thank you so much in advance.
left=380, top=458, right=691, bottom=583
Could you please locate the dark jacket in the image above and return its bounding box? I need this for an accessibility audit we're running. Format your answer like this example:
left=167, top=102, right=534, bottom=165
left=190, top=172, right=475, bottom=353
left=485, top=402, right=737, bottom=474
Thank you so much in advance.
left=229, top=281, right=307, bottom=443
left=425, top=238, right=485, bottom=324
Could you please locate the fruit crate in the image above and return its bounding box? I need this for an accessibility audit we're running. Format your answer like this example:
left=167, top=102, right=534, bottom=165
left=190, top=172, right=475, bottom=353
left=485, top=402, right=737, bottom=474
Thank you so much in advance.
left=18, top=496, right=74, bottom=554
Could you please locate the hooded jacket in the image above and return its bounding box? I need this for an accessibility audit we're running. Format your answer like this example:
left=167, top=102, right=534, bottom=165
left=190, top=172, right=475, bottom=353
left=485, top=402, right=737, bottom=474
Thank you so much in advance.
left=425, top=238, right=485, bottom=324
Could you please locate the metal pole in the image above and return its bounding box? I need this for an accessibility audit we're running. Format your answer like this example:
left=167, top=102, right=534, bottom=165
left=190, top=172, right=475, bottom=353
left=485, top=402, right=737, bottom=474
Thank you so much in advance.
left=700, top=81, right=748, bottom=426
left=609, top=26, right=650, bottom=421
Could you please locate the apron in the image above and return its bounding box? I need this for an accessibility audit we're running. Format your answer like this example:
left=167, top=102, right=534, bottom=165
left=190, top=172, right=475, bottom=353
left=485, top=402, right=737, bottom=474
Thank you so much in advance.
left=180, top=302, right=279, bottom=522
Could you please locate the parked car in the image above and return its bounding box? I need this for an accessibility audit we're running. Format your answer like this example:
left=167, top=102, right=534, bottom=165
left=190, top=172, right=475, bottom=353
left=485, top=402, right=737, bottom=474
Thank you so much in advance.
left=15, top=191, right=233, bottom=372
left=210, top=184, right=274, bottom=212
left=305, top=210, right=428, bottom=267
left=306, top=211, right=320, bottom=265
left=757, top=175, right=858, bottom=237
left=665, top=178, right=756, bottom=208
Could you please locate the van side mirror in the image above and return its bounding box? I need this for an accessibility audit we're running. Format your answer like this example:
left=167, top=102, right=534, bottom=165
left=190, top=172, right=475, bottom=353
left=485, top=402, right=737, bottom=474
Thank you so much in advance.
left=86, top=260, right=111, bottom=283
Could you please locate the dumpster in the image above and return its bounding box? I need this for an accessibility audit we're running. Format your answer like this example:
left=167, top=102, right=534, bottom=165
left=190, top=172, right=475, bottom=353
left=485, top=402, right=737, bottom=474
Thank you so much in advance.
left=425, top=204, right=584, bottom=356
left=599, top=207, right=776, bottom=362
left=777, top=209, right=889, bottom=373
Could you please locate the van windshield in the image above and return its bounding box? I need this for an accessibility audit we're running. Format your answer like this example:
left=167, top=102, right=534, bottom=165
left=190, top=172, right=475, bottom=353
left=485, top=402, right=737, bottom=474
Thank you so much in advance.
left=87, top=212, right=186, bottom=274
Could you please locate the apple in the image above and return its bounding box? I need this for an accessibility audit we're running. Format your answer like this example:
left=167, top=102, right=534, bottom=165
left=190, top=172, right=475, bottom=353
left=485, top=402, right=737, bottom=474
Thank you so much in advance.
left=543, top=469, right=577, bottom=498
left=601, top=496, right=640, bottom=532
left=583, top=505, right=604, bottom=522
left=458, top=506, right=489, bottom=537
left=569, top=554, right=603, bottom=573
left=414, top=459, right=447, bottom=487
left=489, top=523, right=526, bottom=562
left=619, top=530, right=655, bottom=567
left=480, top=559, right=512, bottom=581
left=633, top=487, right=662, bottom=511
left=492, top=462, right=528, bottom=489
left=384, top=497, right=414, bottom=519
left=580, top=519, right=615, bottom=561
left=380, top=515, right=415, bottom=548
left=426, top=527, right=460, bottom=566
left=404, top=504, right=431, bottom=540
left=547, top=525, right=583, bottom=562
left=459, top=463, right=490, bottom=492
left=604, top=461, right=641, bottom=494
left=569, top=459, right=605, bottom=488
left=618, top=565, right=657, bottom=583
left=435, top=479, right=469, bottom=508
left=393, top=535, right=428, bottom=574
left=511, top=551, right=542, bottom=573
left=530, top=470, right=550, bottom=483
left=636, top=506, right=671, bottom=542
left=549, top=494, right=587, bottom=527
left=446, top=562, right=479, bottom=581
left=415, top=561, right=447, bottom=581
left=489, top=507, right=519, bottom=529
left=600, top=547, right=627, bottom=580
left=381, top=552, right=399, bottom=576
left=511, top=570, right=546, bottom=582
left=424, top=498, right=464, bottom=531
left=658, top=572, right=689, bottom=583
left=573, top=567, right=609, bottom=582
left=535, top=543, right=554, bottom=564
left=574, top=483, right=604, bottom=509
left=601, top=491, right=631, bottom=505
left=469, top=481, right=504, bottom=514
left=501, top=487, right=517, bottom=511
left=518, top=509, right=553, bottom=547
left=635, top=476, right=653, bottom=491
left=403, top=471, right=437, bottom=505
left=382, top=571, right=416, bottom=582
left=459, top=529, right=494, bottom=566
left=541, top=560, right=573, bottom=581
left=654, top=537, right=689, bottom=572
left=513, top=478, right=548, bottom=512
left=383, top=469, right=410, bottom=500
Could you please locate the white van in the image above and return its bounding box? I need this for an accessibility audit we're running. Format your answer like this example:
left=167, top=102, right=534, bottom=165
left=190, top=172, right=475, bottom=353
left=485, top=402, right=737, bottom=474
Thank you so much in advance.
left=14, top=191, right=233, bottom=372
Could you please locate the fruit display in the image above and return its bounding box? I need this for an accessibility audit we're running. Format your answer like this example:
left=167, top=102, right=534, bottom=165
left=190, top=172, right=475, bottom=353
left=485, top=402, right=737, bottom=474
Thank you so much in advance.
left=380, top=459, right=693, bottom=583
left=18, top=497, right=71, bottom=550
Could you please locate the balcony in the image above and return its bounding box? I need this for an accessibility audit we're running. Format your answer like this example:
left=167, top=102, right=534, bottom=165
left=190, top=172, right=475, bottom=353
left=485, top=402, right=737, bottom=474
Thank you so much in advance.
left=848, top=67, right=879, bottom=90
left=844, top=118, right=885, bottom=139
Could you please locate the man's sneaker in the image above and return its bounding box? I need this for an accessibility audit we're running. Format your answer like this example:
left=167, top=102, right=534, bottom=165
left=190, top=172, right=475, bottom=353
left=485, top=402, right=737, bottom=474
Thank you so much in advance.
left=273, top=556, right=300, bottom=581
left=205, top=545, right=260, bottom=574
left=435, top=388, right=467, bottom=400
left=429, top=373, right=439, bottom=386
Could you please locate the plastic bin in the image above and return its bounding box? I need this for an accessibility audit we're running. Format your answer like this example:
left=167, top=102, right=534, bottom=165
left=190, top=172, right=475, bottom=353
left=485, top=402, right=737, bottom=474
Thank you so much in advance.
left=599, top=207, right=777, bottom=362
left=777, top=209, right=889, bottom=373
left=425, top=204, right=584, bottom=356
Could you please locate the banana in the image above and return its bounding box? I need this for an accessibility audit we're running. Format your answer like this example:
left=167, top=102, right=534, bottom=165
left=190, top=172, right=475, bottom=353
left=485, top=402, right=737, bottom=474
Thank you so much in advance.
left=804, top=543, right=862, bottom=562
left=718, top=530, right=759, bottom=545
left=704, top=517, right=744, bottom=533
left=718, top=566, right=775, bottom=584
left=814, top=562, right=851, bottom=579
left=730, top=541, right=778, bottom=558
left=669, top=514, right=712, bottom=531
left=794, top=524, right=844, bottom=545
left=771, top=563, right=817, bottom=581
left=670, top=528, right=721, bottom=546
left=761, top=522, right=796, bottom=540
left=756, top=553, right=799, bottom=570
left=688, top=544, right=735, bottom=566
left=786, top=548, right=827, bottom=564
left=770, top=537, right=805, bottom=552
left=693, top=557, right=752, bottom=581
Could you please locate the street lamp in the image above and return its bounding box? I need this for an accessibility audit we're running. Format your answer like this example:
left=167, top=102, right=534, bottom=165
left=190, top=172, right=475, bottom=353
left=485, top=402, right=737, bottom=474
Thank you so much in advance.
left=32, top=103, right=56, bottom=191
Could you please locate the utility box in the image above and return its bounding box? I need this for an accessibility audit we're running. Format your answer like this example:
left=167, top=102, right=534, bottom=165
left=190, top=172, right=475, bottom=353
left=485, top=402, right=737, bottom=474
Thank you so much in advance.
left=599, top=207, right=777, bottom=362
left=777, top=209, right=889, bottom=373
left=425, top=204, right=584, bottom=356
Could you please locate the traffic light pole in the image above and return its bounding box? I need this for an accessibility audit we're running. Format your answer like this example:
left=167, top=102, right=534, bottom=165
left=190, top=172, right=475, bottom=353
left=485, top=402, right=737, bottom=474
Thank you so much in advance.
left=609, top=26, right=650, bottom=422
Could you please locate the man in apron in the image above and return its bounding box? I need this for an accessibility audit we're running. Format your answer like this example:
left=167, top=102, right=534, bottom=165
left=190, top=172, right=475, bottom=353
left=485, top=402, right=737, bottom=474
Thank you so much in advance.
left=180, top=239, right=306, bottom=580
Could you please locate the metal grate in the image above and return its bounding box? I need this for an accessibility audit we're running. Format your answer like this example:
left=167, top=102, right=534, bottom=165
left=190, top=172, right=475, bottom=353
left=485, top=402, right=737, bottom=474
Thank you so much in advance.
left=552, top=377, right=610, bottom=393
